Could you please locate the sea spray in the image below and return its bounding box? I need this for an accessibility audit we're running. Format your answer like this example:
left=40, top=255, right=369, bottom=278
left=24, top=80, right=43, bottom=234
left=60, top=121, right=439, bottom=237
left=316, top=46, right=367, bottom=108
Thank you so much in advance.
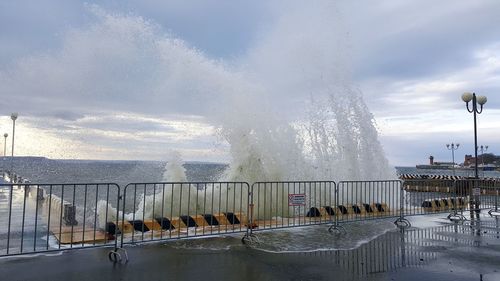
left=162, top=151, right=188, bottom=182
left=78, top=1, right=399, bottom=227
left=97, top=151, right=199, bottom=228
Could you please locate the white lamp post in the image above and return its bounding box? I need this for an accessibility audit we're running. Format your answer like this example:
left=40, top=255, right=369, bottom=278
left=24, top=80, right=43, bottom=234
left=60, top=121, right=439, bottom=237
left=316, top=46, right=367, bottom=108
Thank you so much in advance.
left=10, top=113, right=18, bottom=182
left=446, top=143, right=459, bottom=176
left=479, top=145, right=489, bottom=177
left=3, top=133, right=7, bottom=157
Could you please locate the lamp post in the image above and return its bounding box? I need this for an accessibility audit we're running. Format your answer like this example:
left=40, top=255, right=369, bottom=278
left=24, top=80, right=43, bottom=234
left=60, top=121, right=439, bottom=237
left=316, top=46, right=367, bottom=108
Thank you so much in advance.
left=10, top=113, right=18, bottom=182
left=3, top=133, right=7, bottom=157
left=461, top=92, right=487, bottom=213
left=461, top=92, right=487, bottom=178
left=479, top=145, right=488, bottom=177
left=446, top=143, right=459, bottom=176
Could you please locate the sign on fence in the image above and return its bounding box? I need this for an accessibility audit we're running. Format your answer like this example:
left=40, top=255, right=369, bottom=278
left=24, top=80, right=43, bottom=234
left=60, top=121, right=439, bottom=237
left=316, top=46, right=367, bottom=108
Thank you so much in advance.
left=288, top=194, right=306, bottom=206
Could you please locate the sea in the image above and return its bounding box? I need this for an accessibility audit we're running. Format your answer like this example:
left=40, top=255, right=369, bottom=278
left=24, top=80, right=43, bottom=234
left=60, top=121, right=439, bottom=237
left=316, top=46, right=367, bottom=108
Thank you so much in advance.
left=1, top=157, right=500, bottom=185
left=0, top=157, right=227, bottom=186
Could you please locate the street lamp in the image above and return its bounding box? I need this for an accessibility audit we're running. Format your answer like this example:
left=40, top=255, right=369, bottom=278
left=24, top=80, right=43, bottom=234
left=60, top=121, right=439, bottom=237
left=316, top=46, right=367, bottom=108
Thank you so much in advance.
left=479, top=145, right=488, bottom=177
left=461, top=92, right=487, bottom=179
left=10, top=113, right=18, bottom=182
left=462, top=92, right=487, bottom=213
left=446, top=143, right=459, bottom=176
left=3, top=133, right=7, bottom=157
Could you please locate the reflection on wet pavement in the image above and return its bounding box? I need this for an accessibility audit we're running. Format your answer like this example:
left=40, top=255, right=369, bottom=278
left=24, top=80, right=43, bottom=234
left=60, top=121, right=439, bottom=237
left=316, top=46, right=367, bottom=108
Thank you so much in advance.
left=1, top=213, right=500, bottom=281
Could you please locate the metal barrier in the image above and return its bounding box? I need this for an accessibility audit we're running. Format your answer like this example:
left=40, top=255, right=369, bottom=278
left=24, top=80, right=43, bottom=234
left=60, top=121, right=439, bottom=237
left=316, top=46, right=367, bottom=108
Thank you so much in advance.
left=0, top=178, right=498, bottom=259
left=456, top=178, right=500, bottom=214
left=400, top=178, right=500, bottom=221
left=245, top=181, right=336, bottom=238
left=401, top=179, right=460, bottom=218
left=0, top=183, right=120, bottom=258
left=119, top=182, right=249, bottom=246
left=337, top=181, right=401, bottom=223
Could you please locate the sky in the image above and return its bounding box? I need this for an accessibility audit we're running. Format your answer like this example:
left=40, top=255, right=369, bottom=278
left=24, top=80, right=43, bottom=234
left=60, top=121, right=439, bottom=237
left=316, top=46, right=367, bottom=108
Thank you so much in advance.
left=0, top=0, right=499, bottom=166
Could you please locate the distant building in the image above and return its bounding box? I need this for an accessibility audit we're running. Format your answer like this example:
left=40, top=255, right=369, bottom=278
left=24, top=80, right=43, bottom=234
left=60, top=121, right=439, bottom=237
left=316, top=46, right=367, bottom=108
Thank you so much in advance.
left=464, top=154, right=476, bottom=167
left=416, top=155, right=454, bottom=169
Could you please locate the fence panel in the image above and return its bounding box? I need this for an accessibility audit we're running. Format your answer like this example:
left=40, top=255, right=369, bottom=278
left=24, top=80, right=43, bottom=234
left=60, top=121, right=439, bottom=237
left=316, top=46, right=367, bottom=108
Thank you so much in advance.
left=249, top=181, right=336, bottom=232
left=119, top=182, right=249, bottom=245
left=0, top=183, right=120, bottom=257
left=456, top=178, right=500, bottom=213
left=337, top=181, right=401, bottom=223
left=400, top=179, right=462, bottom=218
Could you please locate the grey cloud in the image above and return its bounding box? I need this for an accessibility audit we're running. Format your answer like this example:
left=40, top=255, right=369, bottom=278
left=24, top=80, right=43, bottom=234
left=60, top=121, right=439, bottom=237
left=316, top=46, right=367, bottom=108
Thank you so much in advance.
left=24, top=114, right=186, bottom=135
left=342, top=1, right=500, bottom=81
left=380, top=134, right=488, bottom=167
left=76, top=117, right=176, bottom=133
left=0, top=0, right=87, bottom=65
left=50, top=111, right=85, bottom=121
left=0, top=1, right=499, bottom=164
left=91, top=0, right=273, bottom=59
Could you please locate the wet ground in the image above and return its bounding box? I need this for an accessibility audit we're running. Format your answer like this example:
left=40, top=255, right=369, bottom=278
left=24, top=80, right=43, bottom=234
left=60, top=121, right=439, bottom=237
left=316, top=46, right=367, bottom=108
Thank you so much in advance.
left=1, top=212, right=500, bottom=281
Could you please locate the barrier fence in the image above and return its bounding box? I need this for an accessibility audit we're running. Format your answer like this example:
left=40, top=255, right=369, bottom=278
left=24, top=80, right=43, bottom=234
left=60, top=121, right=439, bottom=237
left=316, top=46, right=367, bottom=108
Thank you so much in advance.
left=0, top=183, right=120, bottom=257
left=401, top=179, right=500, bottom=220
left=337, top=181, right=401, bottom=223
left=402, top=179, right=459, bottom=217
left=0, top=179, right=499, bottom=259
left=118, top=182, right=249, bottom=247
left=248, top=181, right=336, bottom=234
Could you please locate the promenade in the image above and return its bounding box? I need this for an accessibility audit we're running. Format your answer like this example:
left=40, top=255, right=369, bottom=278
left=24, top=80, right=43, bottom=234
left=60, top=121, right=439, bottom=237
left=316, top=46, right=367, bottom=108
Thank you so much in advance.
left=1, top=212, right=499, bottom=281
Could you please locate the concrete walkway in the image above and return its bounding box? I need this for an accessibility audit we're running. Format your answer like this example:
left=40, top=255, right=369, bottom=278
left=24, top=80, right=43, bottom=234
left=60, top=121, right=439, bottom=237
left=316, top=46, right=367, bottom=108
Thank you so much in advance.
left=1, top=213, right=500, bottom=281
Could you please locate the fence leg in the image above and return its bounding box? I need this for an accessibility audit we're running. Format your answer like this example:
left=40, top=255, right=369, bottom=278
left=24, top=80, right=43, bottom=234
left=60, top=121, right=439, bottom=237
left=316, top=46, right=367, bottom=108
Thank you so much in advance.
left=328, top=223, right=346, bottom=234
left=109, top=189, right=128, bottom=264
left=242, top=189, right=260, bottom=245
left=394, top=181, right=410, bottom=228
left=488, top=189, right=500, bottom=217
left=328, top=184, right=345, bottom=234
left=109, top=248, right=128, bottom=263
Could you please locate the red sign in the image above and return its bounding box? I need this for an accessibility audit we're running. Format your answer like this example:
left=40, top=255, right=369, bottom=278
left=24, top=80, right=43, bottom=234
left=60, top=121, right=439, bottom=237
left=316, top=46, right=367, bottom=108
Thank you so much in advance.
left=288, top=194, right=306, bottom=206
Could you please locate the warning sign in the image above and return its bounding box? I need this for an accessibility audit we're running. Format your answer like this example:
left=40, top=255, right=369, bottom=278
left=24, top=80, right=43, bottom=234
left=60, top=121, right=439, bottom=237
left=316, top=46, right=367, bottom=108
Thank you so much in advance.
left=288, top=194, right=306, bottom=206
left=472, top=188, right=481, bottom=196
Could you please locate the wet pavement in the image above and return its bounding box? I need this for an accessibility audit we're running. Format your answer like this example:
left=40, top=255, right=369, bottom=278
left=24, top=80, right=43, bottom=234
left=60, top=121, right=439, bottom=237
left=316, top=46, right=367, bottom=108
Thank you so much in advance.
left=1, top=212, right=500, bottom=281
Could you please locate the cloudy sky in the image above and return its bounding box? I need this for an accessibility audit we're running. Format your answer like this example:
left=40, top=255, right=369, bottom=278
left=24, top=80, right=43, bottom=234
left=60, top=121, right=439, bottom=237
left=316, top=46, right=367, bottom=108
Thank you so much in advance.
left=0, top=0, right=499, bottom=166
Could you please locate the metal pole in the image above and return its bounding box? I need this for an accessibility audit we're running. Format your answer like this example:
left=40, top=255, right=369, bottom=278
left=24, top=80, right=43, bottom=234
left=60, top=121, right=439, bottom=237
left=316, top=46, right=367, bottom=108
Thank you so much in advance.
left=473, top=93, right=478, bottom=179
left=10, top=113, right=18, bottom=183
left=472, top=94, right=480, bottom=214
left=446, top=143, right=459, bottom=176
left=480, top=145, right=488, bottom=178
left=3, top=134, right=6, bottom=156
left=452, top=148, right=455, bottom=175
left=462, top=92, right=487, bottom=213
left=11, top=119, right=16, bottom=158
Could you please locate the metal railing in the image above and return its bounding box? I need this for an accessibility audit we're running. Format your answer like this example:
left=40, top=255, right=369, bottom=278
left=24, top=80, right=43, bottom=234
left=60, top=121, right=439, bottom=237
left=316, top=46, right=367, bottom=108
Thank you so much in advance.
left=401, top=179, right=460, bottom=217
left=0, top=183, right=120, bottom=257
left=399, top=178, right=500, bottom=221
left=119, top=182, right=249, bottom=246
left=0, top=178, right=499, bottom=260
left=455, top=179, right=500, bottom=214
left=247, top=181, right=336, bottom=235
left=337, top=181, right=401, bottom=223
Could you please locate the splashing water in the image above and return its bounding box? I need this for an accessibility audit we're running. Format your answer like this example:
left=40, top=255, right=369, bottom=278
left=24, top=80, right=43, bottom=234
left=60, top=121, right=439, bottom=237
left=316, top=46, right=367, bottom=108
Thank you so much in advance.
left=162, top=151, right=188, bottom=182
left=0, top=3, right=397, bottom=225
left=98, top=151, right=197, bottom=227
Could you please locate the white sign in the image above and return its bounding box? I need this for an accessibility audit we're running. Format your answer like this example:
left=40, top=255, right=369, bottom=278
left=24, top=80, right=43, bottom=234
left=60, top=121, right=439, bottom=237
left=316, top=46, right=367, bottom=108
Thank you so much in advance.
left=288, top=194, right=306, bottom=206
left=472, top=188, right=481, bottom=196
